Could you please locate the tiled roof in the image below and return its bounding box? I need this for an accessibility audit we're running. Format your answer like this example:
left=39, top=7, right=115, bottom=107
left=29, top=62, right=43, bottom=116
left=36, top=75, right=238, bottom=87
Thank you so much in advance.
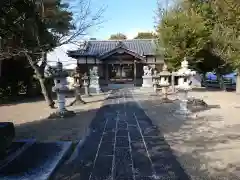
left=68, top=39, right=160, bottom=57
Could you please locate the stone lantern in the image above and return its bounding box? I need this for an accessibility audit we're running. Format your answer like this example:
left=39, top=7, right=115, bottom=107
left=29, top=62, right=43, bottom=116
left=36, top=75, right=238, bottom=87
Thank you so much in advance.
left=69, top=66, right=86, bottom=106
left=159, top=64, right=171, bottom=101
left=175, top=57, right=196, bottom=115
left=82, top=72, right=90, bottom=96
left=50, top=62, right=75, bottom=118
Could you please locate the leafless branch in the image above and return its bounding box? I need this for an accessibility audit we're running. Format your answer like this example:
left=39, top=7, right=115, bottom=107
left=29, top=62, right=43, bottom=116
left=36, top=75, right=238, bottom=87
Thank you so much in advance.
left=58, top=0, right=105, bottom=46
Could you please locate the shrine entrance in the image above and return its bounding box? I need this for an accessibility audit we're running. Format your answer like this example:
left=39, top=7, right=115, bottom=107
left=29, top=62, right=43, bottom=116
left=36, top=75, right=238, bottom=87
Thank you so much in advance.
left=99, top=45, right=146, bottom=86
left=108, top=64, right=134, bottom=83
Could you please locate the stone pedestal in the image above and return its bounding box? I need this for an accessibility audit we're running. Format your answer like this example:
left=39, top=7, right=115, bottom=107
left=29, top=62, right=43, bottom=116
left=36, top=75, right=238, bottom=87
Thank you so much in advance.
left=89, top=76, right=101, bottom=94
left=161, top=85, right=169, bottom=98
left=152, top=76, right=159, bottom=93
left=142, top=76, right=153, bottom=88
left=175, top=90, right=191, bottom=115
left=57, top=92, right=66, bottom=112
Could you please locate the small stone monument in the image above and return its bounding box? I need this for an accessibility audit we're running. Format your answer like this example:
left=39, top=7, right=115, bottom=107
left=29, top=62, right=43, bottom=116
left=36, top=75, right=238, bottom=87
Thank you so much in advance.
left=159, top=64, right=172, bottom=102
left=142, top=66, right=153, bottom=88
left=89, top=66, right=101, bottom=94
left=49, top=62, right=75, bottom=118
left=175, top=57, right=196, bottom=115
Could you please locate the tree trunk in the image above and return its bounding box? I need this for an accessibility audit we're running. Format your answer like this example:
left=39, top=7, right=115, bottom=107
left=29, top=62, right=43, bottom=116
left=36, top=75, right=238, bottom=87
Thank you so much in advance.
left=236, top=69, right=240, bottom=94
left=216, top=72, right=226, bottom=91
left=38, top=77, right=55, bottom=108
left=24, top=52, right=55, bottom=108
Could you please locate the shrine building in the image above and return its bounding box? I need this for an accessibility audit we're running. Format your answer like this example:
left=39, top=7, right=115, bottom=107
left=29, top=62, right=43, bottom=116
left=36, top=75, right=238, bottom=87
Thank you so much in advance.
left=67, top=39, right=164, bottom=87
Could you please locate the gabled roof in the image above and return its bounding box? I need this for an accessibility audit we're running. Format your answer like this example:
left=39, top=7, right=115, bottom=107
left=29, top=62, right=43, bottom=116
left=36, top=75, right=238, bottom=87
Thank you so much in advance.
left=68, top=39, right=158, bottom=58
left=99, top=46, right=146, bottom=61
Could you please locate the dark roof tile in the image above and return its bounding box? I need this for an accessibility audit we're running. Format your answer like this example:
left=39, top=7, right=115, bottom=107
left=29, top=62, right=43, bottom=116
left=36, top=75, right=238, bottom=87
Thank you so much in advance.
left=68, top=39, right=159, bottom=57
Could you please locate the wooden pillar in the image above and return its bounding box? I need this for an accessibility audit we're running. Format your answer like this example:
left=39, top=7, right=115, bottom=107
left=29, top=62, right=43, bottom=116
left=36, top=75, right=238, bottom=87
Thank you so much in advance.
left=105, top=63, right=109, bottom=85
left=134, top=60, right=137, bottom=86
left=171, top=73, right=175, bottom=93
left=0, top=60, right=2, bottom=77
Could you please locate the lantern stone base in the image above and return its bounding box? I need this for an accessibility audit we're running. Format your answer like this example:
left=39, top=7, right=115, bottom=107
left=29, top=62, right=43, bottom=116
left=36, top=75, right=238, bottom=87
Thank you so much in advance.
left=69, top=99, right=86, bottom=106
left=142, top=76, right=153, bottom=88
left=89, top=76, right=101, bottom=94
left=175, top=99, right=192, bottom=116
left=160, top=97, right=173, bottom=103
left=48, top=109, right=76, bottom=119
left=187, top=98, right=208, bottom=112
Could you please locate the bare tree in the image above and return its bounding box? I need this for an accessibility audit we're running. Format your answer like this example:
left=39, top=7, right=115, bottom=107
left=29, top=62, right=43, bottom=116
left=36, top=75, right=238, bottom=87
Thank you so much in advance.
left=0, top=0, right=104, bottom=108
left=38, top=0, right=104, bottom=108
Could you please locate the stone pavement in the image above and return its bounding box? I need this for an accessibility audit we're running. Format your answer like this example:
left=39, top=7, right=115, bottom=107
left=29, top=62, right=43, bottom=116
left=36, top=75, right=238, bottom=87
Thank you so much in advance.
left=54, top=89, right=190, bottom=180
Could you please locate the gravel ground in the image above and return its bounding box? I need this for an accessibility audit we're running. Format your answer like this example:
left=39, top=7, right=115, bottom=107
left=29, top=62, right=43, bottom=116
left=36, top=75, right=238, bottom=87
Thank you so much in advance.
left=0, top=93, right=108, bottom=142
left=132, top=88, right=240, bottom=180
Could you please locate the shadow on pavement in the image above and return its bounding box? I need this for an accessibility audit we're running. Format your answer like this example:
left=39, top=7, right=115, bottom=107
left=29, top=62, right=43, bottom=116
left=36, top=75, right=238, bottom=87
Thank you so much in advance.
left=10, top=91, right=240, bottom=180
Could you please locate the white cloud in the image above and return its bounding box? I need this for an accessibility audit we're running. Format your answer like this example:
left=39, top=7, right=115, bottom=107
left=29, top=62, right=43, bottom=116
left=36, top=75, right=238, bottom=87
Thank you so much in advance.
left=124, top=28, right=155, bottom=39
left=47, top=44, right=80, bottom=67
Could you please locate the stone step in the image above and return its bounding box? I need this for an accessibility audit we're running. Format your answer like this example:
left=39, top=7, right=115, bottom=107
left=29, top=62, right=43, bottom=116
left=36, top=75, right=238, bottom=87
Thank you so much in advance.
left=0, top=141, right=72, bottom=180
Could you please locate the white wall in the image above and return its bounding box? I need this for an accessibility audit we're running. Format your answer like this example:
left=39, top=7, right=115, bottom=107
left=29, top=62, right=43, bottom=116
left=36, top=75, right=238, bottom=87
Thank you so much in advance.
left=146, top=56, right=164, bottom=64
left=87, top=57, right=95, bottom=64
left=77, top=57, right=102, bottom=64
left=78, top=57, right=86, bottom=64
left=96, top=58, right=101, bottom=64
left=147, top=57, right=155, bottom=63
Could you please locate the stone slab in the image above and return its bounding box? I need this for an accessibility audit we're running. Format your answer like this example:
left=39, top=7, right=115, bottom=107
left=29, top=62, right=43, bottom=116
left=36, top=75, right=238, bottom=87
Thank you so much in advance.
left=0, top=140, right=35, bottom=171
left=0, top=122, right=15, bottom=156
left=0, top=141, right=72, bottom=180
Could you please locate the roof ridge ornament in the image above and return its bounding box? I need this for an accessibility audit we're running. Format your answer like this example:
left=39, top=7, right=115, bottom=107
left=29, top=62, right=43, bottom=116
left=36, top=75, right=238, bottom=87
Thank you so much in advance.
left=116, top=40, right=126, bottom=49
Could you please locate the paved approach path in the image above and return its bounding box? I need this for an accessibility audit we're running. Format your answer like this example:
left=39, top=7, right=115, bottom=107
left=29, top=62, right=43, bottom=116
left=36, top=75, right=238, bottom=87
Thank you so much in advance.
left=55, top=89, right=190, bottom=180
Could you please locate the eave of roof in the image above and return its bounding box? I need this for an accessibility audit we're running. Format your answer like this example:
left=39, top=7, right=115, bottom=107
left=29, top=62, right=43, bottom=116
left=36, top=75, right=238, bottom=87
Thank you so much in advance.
left=98, top=46, right=146, bottom=61
left=68, top=39, right=159, bottom=58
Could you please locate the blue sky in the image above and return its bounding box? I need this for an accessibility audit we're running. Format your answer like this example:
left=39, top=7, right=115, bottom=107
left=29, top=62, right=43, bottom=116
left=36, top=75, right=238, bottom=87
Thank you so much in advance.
left=88, top=0, right=158, bottom=39
left=47, top=0, right=159, bottom=66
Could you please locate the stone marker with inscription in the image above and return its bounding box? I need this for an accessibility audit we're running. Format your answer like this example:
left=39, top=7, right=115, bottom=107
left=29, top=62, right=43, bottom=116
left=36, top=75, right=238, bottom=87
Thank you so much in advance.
left=0, top=141, right=72, bottom=180
left=0, top=122, right=72, bottom=180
